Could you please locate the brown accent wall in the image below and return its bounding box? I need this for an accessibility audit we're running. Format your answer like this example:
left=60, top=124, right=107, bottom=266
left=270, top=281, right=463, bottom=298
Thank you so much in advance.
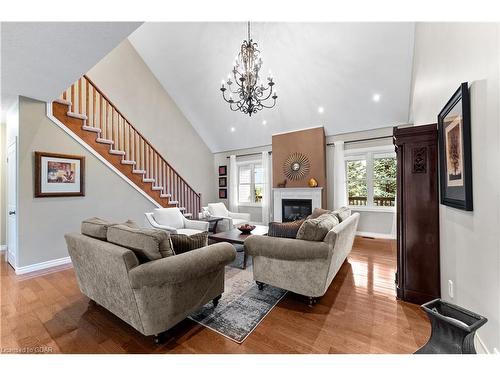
left=272, top=127, right=327, bottom=207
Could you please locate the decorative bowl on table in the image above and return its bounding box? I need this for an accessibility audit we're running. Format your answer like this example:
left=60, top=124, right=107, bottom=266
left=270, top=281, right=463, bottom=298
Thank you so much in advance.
left=238, top=224, right=256, bottom=234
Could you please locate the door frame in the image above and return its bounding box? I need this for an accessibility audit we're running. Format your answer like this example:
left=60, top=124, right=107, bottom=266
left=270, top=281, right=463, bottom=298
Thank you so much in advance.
left=6, top=137, right=18, bottom=269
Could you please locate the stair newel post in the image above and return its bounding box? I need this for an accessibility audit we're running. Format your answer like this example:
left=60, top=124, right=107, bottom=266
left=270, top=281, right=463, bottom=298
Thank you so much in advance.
left=100, top=95, right=104, bottom=139
left=105, top=102, right=109, bottom=142
left=111, top=107, right=115, bottom=149
left=129, top=125, right=133, bottom=162
left=85, top=79, right=90, bottom=121
left=78, top=78, right=83, bottom=114
left=93, top=86, right=97, bottom=129
left=71, top=83, right=75, bottom=112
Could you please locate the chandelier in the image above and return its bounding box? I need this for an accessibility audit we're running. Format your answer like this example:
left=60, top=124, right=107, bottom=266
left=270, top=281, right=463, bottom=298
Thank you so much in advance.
left=220, top=22, right=277, bottom=116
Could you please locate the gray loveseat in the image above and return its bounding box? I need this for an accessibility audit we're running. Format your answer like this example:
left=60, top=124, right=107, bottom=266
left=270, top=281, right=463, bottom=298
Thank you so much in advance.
left=65, top=231, right=235, bottom=342
left=245, top=212, right=359, bottom=305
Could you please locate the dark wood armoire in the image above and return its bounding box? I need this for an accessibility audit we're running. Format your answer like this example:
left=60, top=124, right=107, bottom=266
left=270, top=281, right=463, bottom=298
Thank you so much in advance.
left=393, top=124, right=441, bottom=305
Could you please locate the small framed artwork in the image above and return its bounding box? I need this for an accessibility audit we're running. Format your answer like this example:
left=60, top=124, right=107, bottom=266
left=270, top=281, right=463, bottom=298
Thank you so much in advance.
left=438, top=82, right=473, bottom=211
left=218, top=189, right=227, bottom=199
left=218, top=165, right=227, bottom=176
left=219, top=177, right=227, bottom=187
left=35, top=152, right=85, bottom=197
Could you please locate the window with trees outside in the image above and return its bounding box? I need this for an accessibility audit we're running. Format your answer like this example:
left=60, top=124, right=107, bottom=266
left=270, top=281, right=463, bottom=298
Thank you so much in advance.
left=238, top=162, right=263, bottom=205
left=345, top=148, right=396, bottom=209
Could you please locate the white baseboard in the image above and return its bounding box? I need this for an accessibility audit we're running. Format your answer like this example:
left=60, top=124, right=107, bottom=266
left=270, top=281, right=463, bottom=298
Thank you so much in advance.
left=0, top=244, right=6, bottom=252
left=356, top=231, right=396, bottom=240
left=15, top=256, right=72, bottom=275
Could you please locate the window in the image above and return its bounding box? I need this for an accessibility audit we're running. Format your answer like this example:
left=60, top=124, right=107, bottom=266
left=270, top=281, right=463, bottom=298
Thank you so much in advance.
left=238, top=162, right=263, bottom=205
left=345, top=148, right=396, bottom=209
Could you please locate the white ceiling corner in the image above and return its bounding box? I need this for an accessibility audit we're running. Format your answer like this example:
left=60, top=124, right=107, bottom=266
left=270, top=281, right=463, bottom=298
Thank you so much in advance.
left=1, top=22, right=142, bottom=119
left=128, top=22, right=415, bottom=152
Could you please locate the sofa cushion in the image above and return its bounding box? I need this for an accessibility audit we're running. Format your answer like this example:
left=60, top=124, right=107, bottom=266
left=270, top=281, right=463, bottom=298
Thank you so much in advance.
left=332, top=206, right=351, bottom=222
left=296, top=213, right=339, bottom=241
left=307, top=208, right=331, bottom=220
left=268, top=220, right=304, bottom=239
left=208, top=202, right=229, bottom=217
left=153, top=208, right=184, bottom=229
left=81, top=217, right=116, bottom=240
left=107, top=224, right=175, bottom=262
left=170, top=231, right=209, bottom=254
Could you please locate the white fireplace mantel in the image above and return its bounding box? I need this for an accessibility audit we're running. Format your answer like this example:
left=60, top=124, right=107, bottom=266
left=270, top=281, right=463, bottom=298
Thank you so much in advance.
left=272, top=187, right=323, bottom=222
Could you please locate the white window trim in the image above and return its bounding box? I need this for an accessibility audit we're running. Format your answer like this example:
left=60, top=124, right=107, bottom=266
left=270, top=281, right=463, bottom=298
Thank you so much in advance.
left=345, top=145, right=396, bottom=212
left=237, top=160, right=263, bottom=206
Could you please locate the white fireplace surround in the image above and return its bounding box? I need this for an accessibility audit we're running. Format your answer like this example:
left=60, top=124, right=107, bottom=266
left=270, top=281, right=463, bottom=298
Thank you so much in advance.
left=273, top=188, right=323, bottom=222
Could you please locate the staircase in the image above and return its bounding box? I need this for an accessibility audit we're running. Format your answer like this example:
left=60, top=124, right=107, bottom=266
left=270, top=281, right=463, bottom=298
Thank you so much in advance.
left=52, top=75, right=201, bottom=218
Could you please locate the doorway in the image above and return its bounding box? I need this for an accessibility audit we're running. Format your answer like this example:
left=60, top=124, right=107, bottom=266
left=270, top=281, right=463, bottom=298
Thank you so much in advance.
left=7, top=139, right=17, bottom=269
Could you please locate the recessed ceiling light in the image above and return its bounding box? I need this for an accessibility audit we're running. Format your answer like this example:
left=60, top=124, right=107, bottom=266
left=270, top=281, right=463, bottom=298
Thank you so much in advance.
left=318, top=106, right=324, bottom=114
left=372, top=93, right=381, bottom=102
left=262, top=120, right=267, bottom=125
left=230, top=127, right=235, bottom=132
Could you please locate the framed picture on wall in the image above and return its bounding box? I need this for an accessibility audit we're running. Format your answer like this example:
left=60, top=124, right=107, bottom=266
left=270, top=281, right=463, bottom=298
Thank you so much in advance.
left=218, top=165, right=227, bottom=176
left=35, top=152, right=85, bottom=197
left=219, top=177, right=227, bottom=187
left=438, top=82, right=473, bottom=211
left=218, top=189, right=227, bottom=199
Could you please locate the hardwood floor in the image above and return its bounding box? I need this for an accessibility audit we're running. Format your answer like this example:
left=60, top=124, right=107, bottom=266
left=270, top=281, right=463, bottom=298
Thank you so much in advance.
left=0, top=237, right=430, bottom=354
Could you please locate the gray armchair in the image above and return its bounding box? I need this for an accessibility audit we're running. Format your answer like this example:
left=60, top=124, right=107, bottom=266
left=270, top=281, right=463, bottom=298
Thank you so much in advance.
left=65, top=233, right=236, bottom=342
left=245, top=213, right=359, bottom=305
left=145, top=207, right=209, bottom=235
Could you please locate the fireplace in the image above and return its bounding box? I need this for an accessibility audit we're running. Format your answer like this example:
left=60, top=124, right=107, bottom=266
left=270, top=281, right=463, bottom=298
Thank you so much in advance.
left=282, top=199, right=312, bottom=222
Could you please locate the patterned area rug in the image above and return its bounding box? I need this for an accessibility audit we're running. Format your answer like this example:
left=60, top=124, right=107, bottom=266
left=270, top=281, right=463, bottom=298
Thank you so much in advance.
left=189, top=250, right=287, bottom=343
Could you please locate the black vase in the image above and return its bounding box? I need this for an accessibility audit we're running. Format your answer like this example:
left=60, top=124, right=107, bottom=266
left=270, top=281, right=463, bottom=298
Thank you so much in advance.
left=415, top=299, right=487, bottom=354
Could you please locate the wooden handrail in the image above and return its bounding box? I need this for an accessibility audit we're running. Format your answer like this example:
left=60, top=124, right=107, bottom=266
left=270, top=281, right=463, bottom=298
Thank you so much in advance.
left=82, top=75, right=200, bottom=199
left=60, top=75, right=201, bottom=215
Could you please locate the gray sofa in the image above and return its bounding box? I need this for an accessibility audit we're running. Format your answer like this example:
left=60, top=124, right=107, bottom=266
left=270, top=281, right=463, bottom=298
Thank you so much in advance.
left=245, top=212, right=359, bottom=305
left=65, top=232, right=235, bottom=342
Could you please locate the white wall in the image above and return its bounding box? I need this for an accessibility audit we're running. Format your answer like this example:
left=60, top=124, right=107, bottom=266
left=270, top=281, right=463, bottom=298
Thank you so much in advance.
left=0, top=122, right=6, bottom=247
left=411, top=22, right=500, bottom=353
left=213, top=145, right=271, bottom=222
left=17, top=97, right=157, bottom=268
left=87, top=39, right=216, bottom=205
left=212, top=126, right=396, bottom=237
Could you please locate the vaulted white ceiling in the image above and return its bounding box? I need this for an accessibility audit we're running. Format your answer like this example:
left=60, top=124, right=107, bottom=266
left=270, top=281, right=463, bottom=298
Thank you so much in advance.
left=130, top=23, right=415, bottom=152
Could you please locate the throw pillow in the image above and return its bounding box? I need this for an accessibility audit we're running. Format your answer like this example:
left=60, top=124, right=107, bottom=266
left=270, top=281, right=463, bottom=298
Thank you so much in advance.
left=307, top=208, right=331, bottom=220
left=296, top=213, right=339, bottom=241
left=107, top=225, right=175, bottom=262
left=81, top=217, right=115, bottom=240
left=332, top=207, right=351, bottom=222
left=170, top=231, right=209, bottom=254
left=268, top=220, right=304, bottom=239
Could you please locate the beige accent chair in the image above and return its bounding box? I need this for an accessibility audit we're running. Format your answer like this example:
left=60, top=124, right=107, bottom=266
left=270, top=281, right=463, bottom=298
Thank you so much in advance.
left=145, top=207, right=209, bottom=235
left=65, top=232, right=235, bottom=343
left=204, top=202, right=251, bottom=232
left=245, top=212, right=359, bottom=306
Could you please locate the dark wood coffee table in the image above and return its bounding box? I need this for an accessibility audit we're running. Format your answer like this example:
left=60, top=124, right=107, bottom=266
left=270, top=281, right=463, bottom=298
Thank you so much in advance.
left=196, top=216, right=224, bottom=233
left=208, top=225, right=268, bottom=269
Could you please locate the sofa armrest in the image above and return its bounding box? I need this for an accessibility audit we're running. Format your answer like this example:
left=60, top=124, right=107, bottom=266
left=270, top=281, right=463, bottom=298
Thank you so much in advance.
left=183, top=218, right=209, bottom=231
left=245, top=235, right=330, bottom=261
left=128, top=242, right=236, bottom=288
left=323, top=212, right=360, bottom=248
left=144, top=212, right=178, bottom=233
left=229, top=212, right=251, bottom=221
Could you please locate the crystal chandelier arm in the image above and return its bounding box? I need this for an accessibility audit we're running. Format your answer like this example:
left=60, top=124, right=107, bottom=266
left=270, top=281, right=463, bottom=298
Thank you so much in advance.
left=260, top=85, right=275, bottom=101
left=259, top=98, right=277, bottom=109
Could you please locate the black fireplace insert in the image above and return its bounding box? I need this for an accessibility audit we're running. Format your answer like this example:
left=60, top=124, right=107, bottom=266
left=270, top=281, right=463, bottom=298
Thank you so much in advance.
left=282, top=199, right=312, bottom=222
